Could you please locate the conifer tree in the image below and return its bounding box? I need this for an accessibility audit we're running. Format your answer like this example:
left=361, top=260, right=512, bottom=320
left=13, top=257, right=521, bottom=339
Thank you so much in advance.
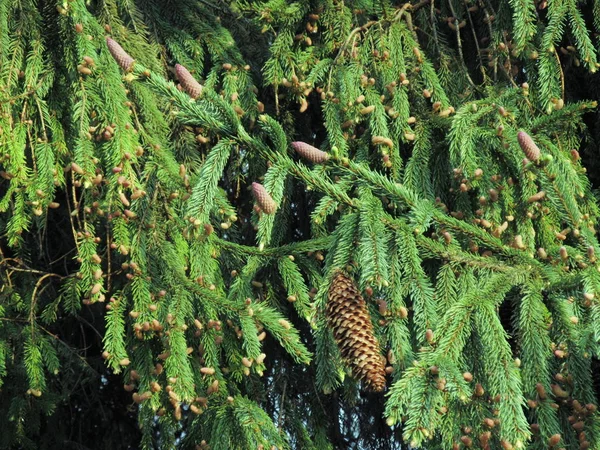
left=2, top=1, right=600, bottom=449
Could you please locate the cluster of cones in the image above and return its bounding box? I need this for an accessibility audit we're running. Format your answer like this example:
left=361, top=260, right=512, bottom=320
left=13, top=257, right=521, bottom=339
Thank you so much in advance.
left=106, top=37, right=203, bottom=98
left=251, top=142, right=329, bottom=214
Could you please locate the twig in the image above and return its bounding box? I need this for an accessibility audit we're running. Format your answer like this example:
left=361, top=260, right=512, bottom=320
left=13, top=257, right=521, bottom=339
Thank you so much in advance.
left=76, top=314, right=105, bottom=340
left=29, top=273, right=64, bottom=328
left=430, top=0, right=442, bottom=55
left=326, top=20, right=377, bottom=93
left=446, top=0, right=476, bottom=89
left=0, top=318, right=99, bottom=374
left=278, top=378, right=287, bottom=431
left=478, top=0, right=496, bottom=82
left=326, top=0, right=430, bottom=92
left=0, top=258, right=66, bottom=278
left=39, top=323, right=100, bottom=374
left=214, top=235, right=331, bottom=256
left=465, top=3, right=485, bottom=79
left=0, top=88, right=37, bottom=104
left=312, top=379, right=328, bottom=415
left=554, top=50, right=565, bottom=100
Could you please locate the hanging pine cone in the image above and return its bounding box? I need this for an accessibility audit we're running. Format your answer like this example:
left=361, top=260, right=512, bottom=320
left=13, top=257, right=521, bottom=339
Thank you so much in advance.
left=175, top=64, right=203, bottom=99
left=251, top=182, right=277, bottom=214
left=326, top=271, right=386, bottom=391
left=291, top=141, right=330, bottom=163
left=517, top=131, right=541, bottom=162
left=106, top=37, right=134, bottom=72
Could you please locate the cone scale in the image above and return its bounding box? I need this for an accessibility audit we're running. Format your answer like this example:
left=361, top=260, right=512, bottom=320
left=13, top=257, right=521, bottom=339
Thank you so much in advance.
left=326, top=271, right=386, bottom=391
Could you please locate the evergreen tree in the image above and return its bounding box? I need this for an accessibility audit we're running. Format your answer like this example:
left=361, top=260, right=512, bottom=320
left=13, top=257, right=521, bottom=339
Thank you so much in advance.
left=2, top=1, right=600, bottom=449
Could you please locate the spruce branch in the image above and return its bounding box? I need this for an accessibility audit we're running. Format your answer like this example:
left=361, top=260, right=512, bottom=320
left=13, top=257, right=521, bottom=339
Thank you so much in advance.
left=215, top=236, right=332, bottom=257
left=5, top=3, right=600, bottom=447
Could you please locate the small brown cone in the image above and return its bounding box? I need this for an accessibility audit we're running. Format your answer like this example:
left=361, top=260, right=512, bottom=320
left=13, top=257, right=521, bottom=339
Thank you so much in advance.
left=326, top=271, right=386, bottom=391
left=527, top=191, right=546, bottom=203
left=106, top=37, right=134, bottom=72
left=548, top=434, right=561, bottom=447
left=291, top=141, right=330, bottom=163
left=251, top=182, right=277, bottom=214
left=517, top=131, right=541, bottom=162
left=175, top=64, right=203, bottom=99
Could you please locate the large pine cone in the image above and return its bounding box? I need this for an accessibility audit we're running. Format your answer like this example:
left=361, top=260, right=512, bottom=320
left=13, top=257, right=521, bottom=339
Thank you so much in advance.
left=326, top=271, right=386, bottom=391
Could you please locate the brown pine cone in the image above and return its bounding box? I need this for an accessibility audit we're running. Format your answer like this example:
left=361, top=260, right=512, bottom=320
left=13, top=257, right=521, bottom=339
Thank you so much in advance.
left=517, top=131, right=541, bottom=162
left=326, top=271, right=386, bottom=391
left=175, top=64, right=203, bottom=99
left=291, top=141, right=330, bottom=163
left=106, top=37, right=134, bottom=72
left=251, top=182, right=277, bottom=214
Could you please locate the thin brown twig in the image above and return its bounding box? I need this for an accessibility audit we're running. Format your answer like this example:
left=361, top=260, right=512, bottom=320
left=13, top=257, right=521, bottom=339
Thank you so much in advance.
left=278, top=378, right=287, bottom=431
left=430, top=0, right=442, bottom=56
left=64, top=171, right=81, bottom=252
left=326, top=20, right=377, bottom=92
left=0, top=89, right=37, bottom=104
left=76, top=314, right=104, bottom=340
left=478, top=0, right=496, bottom=82
left=446, top=0, right=476, bottom=89
left=29, top=272, right=64, bottom=327
left=326, top=0, right=430, bottom=92
left=40, top=322, right=99, bottom=374
left=554, top=50, right=565, bottom=100
left=0, top=258, right=66, bottom=277
left=465, top=4, right=485, bottom=79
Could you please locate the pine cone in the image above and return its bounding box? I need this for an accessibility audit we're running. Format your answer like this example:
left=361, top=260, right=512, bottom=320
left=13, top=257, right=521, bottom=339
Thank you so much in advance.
left=106, top=37, right=134, bottom=72
left=326, top=271, right=386, bottom=391
left=517, top=131, right=541, bottom=162
left=251, top=182, right=277, bottom=214
left=291, top=141, right=330, bottom=163
left=175, top=64, right=203, bottom=99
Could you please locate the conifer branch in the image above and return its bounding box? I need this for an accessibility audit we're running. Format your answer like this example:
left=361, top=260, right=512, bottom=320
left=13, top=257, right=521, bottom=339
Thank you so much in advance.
left=4, top=2, right=600, bottom=448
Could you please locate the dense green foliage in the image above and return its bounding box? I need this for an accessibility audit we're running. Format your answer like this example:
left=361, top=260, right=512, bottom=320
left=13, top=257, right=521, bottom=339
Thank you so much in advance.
left=3, top=0, right=600, bottom=449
